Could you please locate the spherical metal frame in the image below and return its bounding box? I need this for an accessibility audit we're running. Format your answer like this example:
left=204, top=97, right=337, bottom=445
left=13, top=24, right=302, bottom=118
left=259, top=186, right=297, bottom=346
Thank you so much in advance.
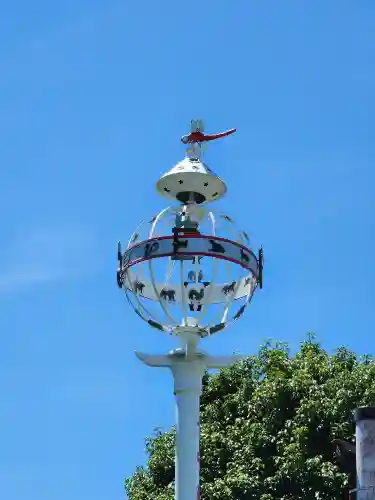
left=117, top=206, right=262, bottom=338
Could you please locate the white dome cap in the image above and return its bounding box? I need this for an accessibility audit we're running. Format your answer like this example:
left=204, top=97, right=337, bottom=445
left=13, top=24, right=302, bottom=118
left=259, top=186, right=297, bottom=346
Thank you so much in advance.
left=155, top=158, right=227, bottom=204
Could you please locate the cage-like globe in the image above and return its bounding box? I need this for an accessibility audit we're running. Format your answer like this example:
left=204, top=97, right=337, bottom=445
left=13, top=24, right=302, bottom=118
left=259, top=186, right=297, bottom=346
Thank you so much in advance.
left=117, top=204, right=262, bottom=338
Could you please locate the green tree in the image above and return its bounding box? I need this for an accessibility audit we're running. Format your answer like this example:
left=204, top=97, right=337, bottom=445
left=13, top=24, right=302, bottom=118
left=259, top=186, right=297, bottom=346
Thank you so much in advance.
left=125, top=336, right=375, bottom=500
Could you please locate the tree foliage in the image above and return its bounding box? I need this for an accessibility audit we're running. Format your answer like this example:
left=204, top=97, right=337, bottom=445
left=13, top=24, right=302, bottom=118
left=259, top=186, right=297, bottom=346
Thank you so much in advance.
left=125, top=336, right=375, bottom=499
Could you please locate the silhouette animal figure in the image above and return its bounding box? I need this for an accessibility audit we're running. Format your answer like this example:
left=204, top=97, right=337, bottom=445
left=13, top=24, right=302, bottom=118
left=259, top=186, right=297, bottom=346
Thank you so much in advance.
left=173, top=236, right=188, bottom=253
left=188, top=288, right=204, bottom=311
left=187, top=270, right=196, bottom=282
left=130, top=232, right=139, bottom=244
left=209, top=239, right=225, bottom=253
left=160, top=289, right=176, bottom=302
left=221, top=215, right=232, bottom=222
left=188, top=289, right=205, bottom=301
left=187, top=270, right=204, bottom=283
left=189, top=304, right=202, bottom=311
left=144, top=241, right=159, bottom=258
left=134, top=281, right=145, bottom=295
left=240, top=247, right=250, bottom=266
left=222, top=281, right=236, bottom=295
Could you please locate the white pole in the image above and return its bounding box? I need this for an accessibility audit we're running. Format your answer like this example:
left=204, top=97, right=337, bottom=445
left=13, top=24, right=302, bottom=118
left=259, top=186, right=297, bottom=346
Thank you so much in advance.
left=171, top=355, right=205, bottom=500
left=135, top=349, right=242, bottom=500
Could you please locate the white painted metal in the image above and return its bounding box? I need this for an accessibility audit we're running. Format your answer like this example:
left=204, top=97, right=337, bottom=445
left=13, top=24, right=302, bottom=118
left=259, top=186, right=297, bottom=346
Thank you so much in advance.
left=121, top=204, right=259, bottom=336
left=135, top=330, right=242, bottom=500
left=155, top=158, right=227, bottom=203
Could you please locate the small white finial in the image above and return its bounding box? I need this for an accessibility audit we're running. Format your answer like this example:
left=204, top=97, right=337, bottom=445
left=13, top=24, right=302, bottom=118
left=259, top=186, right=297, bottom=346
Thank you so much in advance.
left=186, top=143, right=201, bottom=159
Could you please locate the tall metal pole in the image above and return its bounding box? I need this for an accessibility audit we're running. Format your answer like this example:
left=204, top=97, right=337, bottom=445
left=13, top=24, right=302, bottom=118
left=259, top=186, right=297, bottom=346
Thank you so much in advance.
left=172, top=354, right=205, bottom=500
left=136, top=337, right=241, bottom=500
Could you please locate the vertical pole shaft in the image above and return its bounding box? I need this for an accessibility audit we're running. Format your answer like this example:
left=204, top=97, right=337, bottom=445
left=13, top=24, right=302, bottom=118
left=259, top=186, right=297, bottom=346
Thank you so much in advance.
left=135, top=351, right=238, bottom=500
left=171, top=357, right=205, bottom=500
left=355, top=407, right=375, bottom=500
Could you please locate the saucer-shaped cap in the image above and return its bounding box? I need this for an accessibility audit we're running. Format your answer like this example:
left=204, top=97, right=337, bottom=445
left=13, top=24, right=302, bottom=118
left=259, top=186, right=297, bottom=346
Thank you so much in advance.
left=155, top=158, right=227, bottom=204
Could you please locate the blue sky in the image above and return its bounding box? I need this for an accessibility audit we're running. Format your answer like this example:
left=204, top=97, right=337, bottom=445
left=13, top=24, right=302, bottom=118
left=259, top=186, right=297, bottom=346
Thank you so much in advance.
left=0, top=1, right=374, bottom=499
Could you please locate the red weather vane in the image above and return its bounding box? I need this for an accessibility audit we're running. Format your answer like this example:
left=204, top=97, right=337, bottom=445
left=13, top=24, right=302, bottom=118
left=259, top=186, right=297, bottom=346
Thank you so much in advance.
left=181, top=119, right=236, bottom=145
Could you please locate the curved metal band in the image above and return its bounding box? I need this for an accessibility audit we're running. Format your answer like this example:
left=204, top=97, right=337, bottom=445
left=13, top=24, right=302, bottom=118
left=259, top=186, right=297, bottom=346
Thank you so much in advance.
left=122, top=235, right=259, bottom=278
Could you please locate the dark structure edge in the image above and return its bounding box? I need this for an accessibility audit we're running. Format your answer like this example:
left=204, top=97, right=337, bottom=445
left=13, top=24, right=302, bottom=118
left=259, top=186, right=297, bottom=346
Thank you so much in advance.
left=354, top=406, right=375, bottom=422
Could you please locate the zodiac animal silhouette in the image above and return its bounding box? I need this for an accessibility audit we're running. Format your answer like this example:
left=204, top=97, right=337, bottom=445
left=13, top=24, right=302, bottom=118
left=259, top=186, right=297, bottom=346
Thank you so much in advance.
left=222, top=281, right=236, bottom=295
left=144, top=241, right=159, bottom=258
left=209, top=239, right=225, bottom=253
left=134, top=281, right=145, bottom=295
left=160, top=289, right=176, bottom=302
left=188, top=288, right=205, bottom=311
left=240, top=247, right=250, bottom=266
